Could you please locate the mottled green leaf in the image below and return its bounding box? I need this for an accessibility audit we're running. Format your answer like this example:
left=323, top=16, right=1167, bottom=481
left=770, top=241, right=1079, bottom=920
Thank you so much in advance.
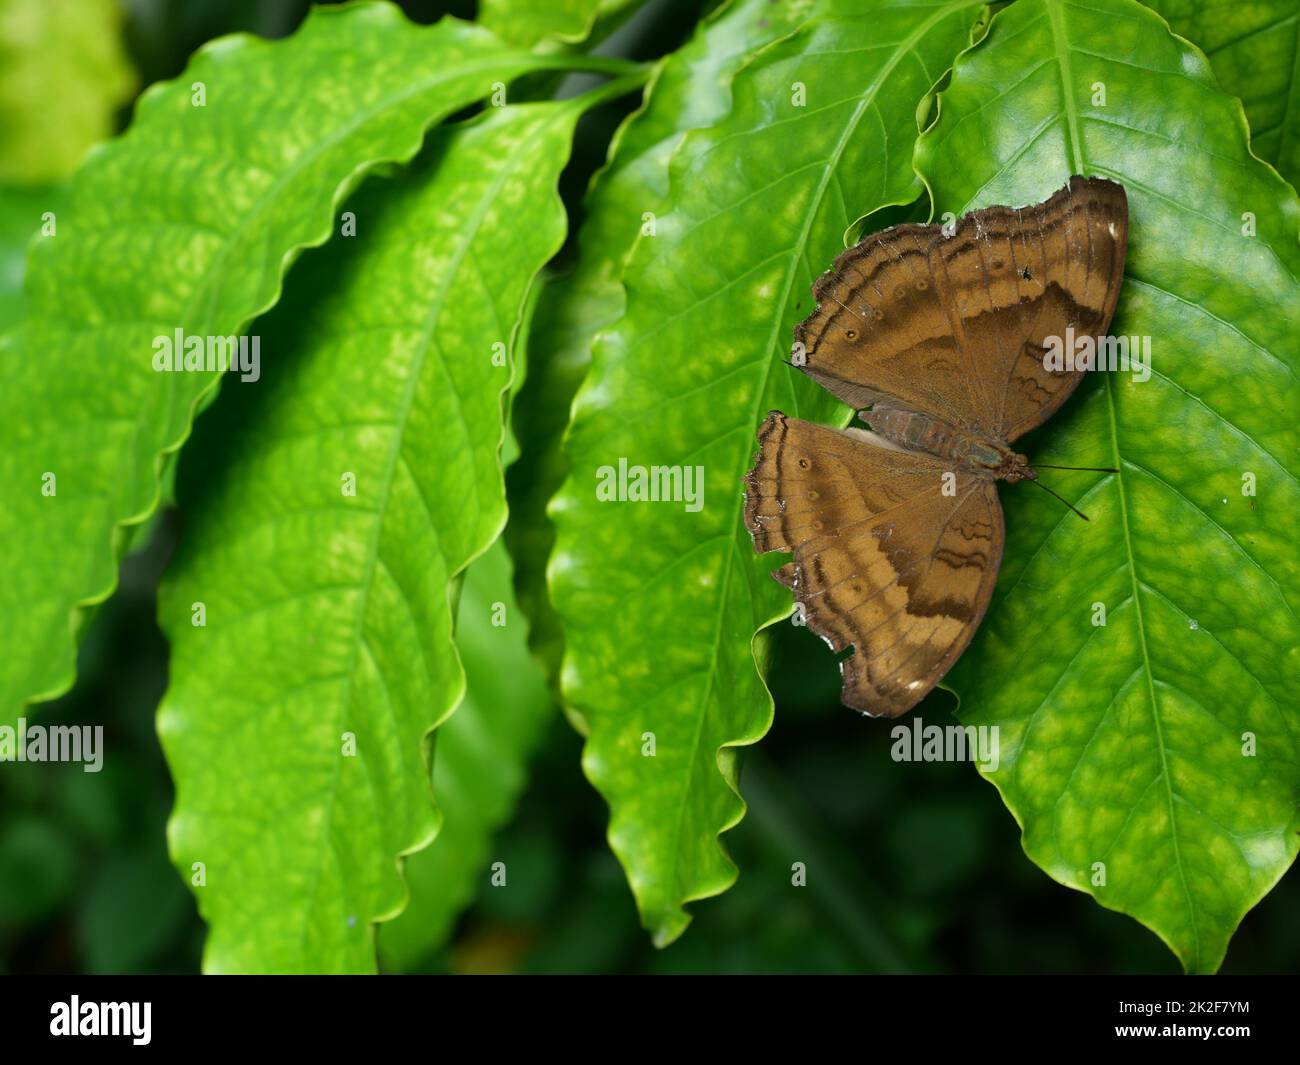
left=479, top=0, right=608, bottom=48
left=548, top=0, right=987, bottom=945
left=1143, top=0, right=1300, bottom=189
left=919, top=0, right=1300, bottom=973
left=157, top=99, right=587, bottom=973
left=0, top=1, right=625, bottom=722
left=0, top=0, right=135, bottom=184
left=508, top=0, right=815, bottom=687
left=377, top=540, right=554, bottom=971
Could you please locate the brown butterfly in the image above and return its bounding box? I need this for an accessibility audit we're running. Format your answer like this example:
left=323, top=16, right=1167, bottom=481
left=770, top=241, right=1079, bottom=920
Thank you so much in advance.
left=744, top=175, right=1128, bottom=718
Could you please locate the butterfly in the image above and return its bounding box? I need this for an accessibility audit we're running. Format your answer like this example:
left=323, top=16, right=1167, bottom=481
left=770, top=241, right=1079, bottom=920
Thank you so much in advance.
left=744, top=176, right=1128, bottom=718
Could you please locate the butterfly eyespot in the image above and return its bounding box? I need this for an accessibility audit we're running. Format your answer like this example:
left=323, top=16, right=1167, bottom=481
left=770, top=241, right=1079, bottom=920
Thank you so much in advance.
left=807, top=489, right=819, bottom=500
left=915, top=279, right=928, bottom=291
left=894, top=285, right=907, bottom=299
left=811, top=520, right=823, bottom=531
left=873, top=308, right=884, bottom=321
left=844, top=329, right=857, bottom=340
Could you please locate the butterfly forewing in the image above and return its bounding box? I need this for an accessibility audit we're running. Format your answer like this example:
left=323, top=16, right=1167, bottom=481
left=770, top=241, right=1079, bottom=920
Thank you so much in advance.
left=745, top=413, right=1003, bottom=718
left=795, top=176, right=1128, bottom=442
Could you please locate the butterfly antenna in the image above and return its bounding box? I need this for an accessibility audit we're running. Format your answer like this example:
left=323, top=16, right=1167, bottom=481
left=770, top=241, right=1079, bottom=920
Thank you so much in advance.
left=1033, top=463, right=1119, bottom=473
left=1027, top=477, right=1090, bottom=521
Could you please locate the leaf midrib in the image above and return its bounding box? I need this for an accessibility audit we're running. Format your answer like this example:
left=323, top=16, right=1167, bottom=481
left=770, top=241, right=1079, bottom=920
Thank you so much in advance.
left=1045, top=0, right=1202, bottom=969
left=652, top=0, right=978, bottom=928
left=294, top=109, right=569, bottom=961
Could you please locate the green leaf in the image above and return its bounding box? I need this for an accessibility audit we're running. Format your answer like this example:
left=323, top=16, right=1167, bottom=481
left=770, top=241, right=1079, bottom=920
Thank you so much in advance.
left=919, top=0, right=1300, bottom=973
left=507, top=0, right=817, bottom=689
left=0, top=185, right=62, bottom=332
left=377, top=539, right=554, bottom=971
left=157, top=98, right=587, bottom=973
left=77, top=844, right=193, bottom=974
left=0, top=0, right=135, bottom=184
left=380, top=345, right=552, bottom=970
left=478, top=0, right=608, bottom=48
left=1142, top=0, right=1300, bottom=190
left=0, top=813, right=79, bottom=931
left=548, top=0, right=987, bottom=946
left=0, top=1, right=627, bottom=722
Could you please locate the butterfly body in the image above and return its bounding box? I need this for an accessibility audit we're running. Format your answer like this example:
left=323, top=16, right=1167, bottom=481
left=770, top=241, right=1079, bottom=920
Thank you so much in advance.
left=745, top=175, right=1129, bottom=718
left=860, top=403, right=1031, bottom=481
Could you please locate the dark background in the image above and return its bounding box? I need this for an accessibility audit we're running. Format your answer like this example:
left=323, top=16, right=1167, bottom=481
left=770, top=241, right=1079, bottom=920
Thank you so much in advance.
left=1, top=0, right=1295, bottom=975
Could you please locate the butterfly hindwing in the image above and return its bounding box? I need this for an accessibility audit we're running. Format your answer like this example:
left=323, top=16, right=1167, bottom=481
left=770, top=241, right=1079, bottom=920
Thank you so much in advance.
left=744, top=413, right=1003, bottom=717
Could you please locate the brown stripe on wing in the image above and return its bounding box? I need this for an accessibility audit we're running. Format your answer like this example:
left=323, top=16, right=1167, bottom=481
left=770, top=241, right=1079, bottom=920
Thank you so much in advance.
left=839, top=481, right=1003, bottom=717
